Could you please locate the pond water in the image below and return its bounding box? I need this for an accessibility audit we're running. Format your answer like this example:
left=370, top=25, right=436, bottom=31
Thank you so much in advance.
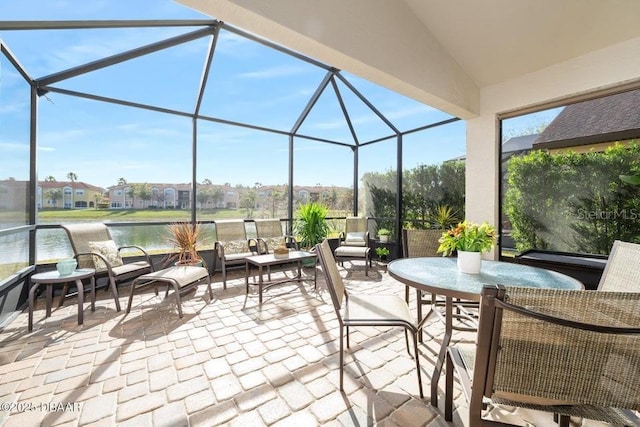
left=0, top=222, right=225, bottom=264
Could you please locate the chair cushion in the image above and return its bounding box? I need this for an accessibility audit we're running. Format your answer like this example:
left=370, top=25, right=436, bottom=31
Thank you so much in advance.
left=263, top=236, right=284, bottom=251
left=88, top=240, right=124, bottom=271
left=225, top=252, right=254, bottom=262
left=344, top=232, right=366, bottom=246
left=135, top=266, right=208, bottom=288
left=335, top=246, right=369, bottom=258
left=221, top=240, right=250, bottom=255
left=111, top=261, right=151, bottom=277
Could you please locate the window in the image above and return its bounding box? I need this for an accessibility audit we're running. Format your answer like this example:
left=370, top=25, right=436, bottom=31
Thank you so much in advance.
left=500, top=88, right=640, bottom=256
left=75, top=189, right=84, bottom=196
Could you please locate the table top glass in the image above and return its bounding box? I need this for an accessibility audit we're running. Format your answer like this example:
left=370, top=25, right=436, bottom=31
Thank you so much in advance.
left=388, top=257, right=583, bottom=300
left=31, top=268, right=95, bottom=283
left=246, top=250, right=316, bottom=266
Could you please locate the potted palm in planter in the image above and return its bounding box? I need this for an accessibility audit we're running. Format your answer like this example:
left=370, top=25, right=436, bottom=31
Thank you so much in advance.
left=437, top=220, right=496, bottom=274
left=293, top=202, right=328, bottom=265
left=165, top=222, right=206, bottom=267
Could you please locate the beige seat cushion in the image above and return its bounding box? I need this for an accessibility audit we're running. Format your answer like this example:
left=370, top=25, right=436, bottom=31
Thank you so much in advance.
left=136, top=266, right=208, bottom=288
left=335, top=246, right=369, bottom=258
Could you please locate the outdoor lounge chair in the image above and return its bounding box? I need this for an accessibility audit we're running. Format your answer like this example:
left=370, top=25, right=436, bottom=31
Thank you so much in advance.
left=445, top=284, right=640, bottom=426
left=213, top=220, right=253, bottom=289
left=252, top=219, right=298, bottom=254
left=61, top=223, right=154, bottom=312
left=334, top=216, right=371, bottom=275
left=597, top=239, right=640, bottom=291
left=316, top=239, right=424, bottom=398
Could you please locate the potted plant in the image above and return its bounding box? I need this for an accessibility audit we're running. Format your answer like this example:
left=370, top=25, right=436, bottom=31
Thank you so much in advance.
left=375, top=246, right=390, bottom=261
left=437, top=220, right=497, bottom=274
left=378, top=228, right=391, bottom=243
left=293, top=202, right=329, bottom=249
left=165, top=222, right=205, bottom=267
left=430, top=204, right=458, bottom=230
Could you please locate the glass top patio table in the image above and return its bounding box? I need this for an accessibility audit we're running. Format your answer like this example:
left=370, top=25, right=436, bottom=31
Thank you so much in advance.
left=388, top=257, right=583, bottom=302
left=387, top=256, right=583, bottom=407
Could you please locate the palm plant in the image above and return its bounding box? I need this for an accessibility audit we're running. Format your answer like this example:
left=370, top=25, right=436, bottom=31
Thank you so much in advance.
left=293, top=202, right=329, bottom=249
left=165, top=222, right=205, bottom=266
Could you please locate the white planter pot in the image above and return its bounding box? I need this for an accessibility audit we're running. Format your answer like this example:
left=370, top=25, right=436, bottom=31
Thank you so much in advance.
left=379, top=235, right=389, bottom=243
left=457, top=250, right=482, bottom=274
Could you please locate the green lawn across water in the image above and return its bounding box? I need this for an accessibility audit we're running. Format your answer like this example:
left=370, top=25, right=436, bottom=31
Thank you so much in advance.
left=36, top=208, right=247, bottom=222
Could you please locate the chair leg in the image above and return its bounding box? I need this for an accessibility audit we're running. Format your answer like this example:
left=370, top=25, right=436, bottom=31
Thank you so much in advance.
left=206, top=276, right=214, bottom=300
left=412, top=330, right=424, bottom=399
left=404, top=329, right=411, bottom=356
left=346, top=325, right=350, bottom=348
left=405, top=285, right=410, bottom=303
left=109, top=276, right=121, bottom=312
left=445, top=351, right=454, bottom=421
left=340, top=326, right=345, bottom=392
left=173, top=284, right=183, bottom=318
left=222, top=262, right=227, bottom=290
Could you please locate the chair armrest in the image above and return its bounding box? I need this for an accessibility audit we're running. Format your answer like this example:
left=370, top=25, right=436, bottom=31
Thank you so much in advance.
left=74, top=251, right=116, bottom=276
left=285, top=235, right=299, bottom=250
left=214, top=241, right=226, bottom=259
left=118, top=245, right=153, bottom=270
left=248, top=238, right=265, bottom=255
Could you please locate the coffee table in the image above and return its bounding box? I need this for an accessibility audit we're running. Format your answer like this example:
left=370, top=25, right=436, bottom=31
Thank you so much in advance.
left=28, top=268, right=96, bottom=331
left=245, top=251, right=317, bottom=303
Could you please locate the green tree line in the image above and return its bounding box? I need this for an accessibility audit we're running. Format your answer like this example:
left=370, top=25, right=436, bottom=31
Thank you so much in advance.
left=505, top=141, right=640, bottom=254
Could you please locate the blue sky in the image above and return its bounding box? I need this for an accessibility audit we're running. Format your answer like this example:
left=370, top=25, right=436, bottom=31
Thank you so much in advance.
left=0, top=1, right=550, bottom=190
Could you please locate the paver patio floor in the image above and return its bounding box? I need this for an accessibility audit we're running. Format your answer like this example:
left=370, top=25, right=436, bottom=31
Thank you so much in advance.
left=0, top=261, right=602, bottom=426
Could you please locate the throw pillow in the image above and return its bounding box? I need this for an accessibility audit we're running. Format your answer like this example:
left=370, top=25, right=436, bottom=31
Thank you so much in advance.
left=87, top=240, right=124, bottom=271
left=345, top=232, right=366, bottom=246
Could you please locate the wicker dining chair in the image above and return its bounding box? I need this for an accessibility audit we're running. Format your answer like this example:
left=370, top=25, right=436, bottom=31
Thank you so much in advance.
left=213, top=220, right=253, bottom=289
left=597, top=239, right=640, bottom=292
left=445, top=284, right=640, bottom=426
left=61, top=223, right=154, bottom=312
left=316, top=239, right=424, bottom=398
left=401, top=228, right=441, bottom=302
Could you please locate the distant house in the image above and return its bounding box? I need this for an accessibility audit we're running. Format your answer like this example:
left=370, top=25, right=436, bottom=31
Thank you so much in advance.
left=107, top=183, right=240, bottom=210
left=37, top=181, right=105, bottom=209
left=533, top=89, right=640, bottom=153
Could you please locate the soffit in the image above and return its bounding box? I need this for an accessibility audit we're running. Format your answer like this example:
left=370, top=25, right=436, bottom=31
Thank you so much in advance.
left=404, top=0, right=640, bottom=87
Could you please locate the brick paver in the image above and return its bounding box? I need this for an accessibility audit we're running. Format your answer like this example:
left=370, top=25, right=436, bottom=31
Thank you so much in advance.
left=0, top=263, right=590, bottom=427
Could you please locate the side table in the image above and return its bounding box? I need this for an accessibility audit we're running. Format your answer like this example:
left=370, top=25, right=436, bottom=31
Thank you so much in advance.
left=28, top=268, right=96, bottom=331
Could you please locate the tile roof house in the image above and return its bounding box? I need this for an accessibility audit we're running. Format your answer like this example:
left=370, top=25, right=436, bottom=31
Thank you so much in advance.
left=534, top=89, right=640, bottom=152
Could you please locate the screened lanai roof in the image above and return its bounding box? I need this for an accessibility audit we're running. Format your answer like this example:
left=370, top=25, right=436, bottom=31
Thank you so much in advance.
left=0, top=17, right=458, bottom=147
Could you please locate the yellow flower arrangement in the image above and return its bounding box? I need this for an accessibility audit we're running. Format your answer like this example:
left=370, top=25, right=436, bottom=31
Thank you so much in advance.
left=437, top=220, right=497, bottom=256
